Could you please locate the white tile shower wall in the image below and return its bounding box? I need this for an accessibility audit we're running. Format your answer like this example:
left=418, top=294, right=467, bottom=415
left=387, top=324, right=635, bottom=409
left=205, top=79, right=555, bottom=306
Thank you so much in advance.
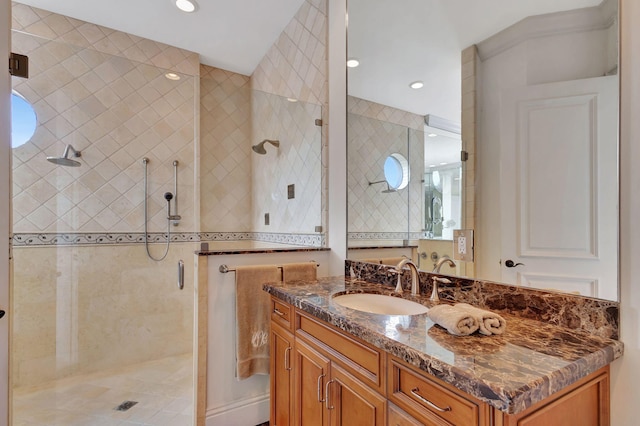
left=12, top=243, right=195, bottom=388
left=251, top=91, right=322, bottom=233
left=200, top=65, right=252, bottom=232
left=252, top=0, right=328, bottom=237
left=348, top=97, right=424, bottom=237
left=11, top=29, right=196, bottom=233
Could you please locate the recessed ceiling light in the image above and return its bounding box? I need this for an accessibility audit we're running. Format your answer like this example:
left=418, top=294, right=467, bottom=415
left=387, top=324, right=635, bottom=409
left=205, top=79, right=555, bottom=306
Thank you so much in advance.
left=347, top=58, right=360, bottom=68
left=427, top=133, right=437, bottom=138
left=429, top=164, right=436, bottom=168
left=287, top=98, right=298, bottom=103
left=409, top=81, right=424, bottom=89
left=440, top=162, right=448, bottom=165
left=175, top=0, right=196, bottom=13
left=165, top=72, right=181, bottom=81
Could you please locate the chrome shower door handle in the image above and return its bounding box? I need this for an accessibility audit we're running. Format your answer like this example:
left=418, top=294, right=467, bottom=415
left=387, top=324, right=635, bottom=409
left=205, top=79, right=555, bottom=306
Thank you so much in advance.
left=178, top=260, right=184, bottom=290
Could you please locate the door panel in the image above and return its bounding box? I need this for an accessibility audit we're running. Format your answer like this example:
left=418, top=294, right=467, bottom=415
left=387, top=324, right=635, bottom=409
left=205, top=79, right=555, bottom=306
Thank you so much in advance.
left=330, top=363, right=386, bottom=426
left=294, top=339, right=330, bottom=426
left=271, top=322, right=294, bottom=426
left=500, top=76, right=618, bottom=300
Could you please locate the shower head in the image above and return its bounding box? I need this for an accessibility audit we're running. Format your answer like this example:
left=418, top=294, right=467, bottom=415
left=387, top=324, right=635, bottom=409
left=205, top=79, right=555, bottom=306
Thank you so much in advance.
left=47, top=144, right=81, bottom=167
left=252, top=139, right=280, bottom=155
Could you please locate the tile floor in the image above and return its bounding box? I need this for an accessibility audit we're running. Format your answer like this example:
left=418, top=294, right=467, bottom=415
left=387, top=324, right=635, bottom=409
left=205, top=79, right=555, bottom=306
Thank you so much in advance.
left=12, top=354, right=193, bottom=426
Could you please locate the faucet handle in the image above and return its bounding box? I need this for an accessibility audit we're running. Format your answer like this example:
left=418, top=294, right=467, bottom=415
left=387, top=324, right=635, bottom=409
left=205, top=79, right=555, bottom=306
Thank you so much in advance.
left=433, top=277, right=452, bottom=284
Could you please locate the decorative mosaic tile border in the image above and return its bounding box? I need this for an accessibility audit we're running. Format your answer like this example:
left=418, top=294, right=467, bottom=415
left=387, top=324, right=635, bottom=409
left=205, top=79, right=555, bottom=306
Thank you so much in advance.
left=348, top=232, right=425, bottom=241
left=12, top=232, right=325, bottom=247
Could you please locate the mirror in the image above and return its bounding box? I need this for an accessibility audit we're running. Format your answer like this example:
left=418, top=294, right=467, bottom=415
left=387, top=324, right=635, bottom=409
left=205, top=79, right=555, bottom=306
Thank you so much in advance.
left=347, top=0, right=619, bottom=301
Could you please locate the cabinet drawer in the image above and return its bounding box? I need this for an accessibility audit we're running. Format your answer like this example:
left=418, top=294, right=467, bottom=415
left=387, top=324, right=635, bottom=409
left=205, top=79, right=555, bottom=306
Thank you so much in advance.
left=271, top=297, right=293, bottom=331
left=389, top=357, right=481, bottom=426
left=296, top=310, right=384, bottom=392
left=389, top=402, right=424, bottom=426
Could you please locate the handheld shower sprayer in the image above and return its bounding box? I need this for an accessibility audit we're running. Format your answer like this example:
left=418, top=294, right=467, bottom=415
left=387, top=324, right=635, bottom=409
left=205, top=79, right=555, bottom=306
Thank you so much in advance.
left=165, top=192, right=181, bottom=221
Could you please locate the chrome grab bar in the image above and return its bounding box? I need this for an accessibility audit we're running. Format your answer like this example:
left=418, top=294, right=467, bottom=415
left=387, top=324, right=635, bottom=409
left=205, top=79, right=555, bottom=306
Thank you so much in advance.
left=178, top=260, right=184, bottom=290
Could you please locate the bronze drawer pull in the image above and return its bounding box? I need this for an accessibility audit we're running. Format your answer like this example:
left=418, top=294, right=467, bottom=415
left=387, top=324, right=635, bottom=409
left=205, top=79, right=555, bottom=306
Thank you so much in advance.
left=284, top=347, right=292, bottom=371
left=317, top=374, right=326, bottom=402
left=326, top=379, right=335, bottom=410
left=410, top=387, right=452, bottom=413
left=273, top=308, right=285, bottom=317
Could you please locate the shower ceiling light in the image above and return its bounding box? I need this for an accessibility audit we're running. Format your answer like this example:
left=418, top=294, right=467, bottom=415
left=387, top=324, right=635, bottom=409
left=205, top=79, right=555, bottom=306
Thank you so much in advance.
left=287, top=98, right=298, bottom=103
left=428, top=133, right=437, bottom=137
left=409, top=81, right=424, bottom=89
left=347, top=58, right=360, bottom=68
left=165, top=72, right=181, bottom=80
left=175, top=0, right=196, bottom=13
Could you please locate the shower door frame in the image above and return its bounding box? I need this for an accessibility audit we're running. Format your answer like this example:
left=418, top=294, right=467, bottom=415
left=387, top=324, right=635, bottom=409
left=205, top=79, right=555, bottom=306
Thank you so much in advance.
left=1, top=0, right=11, bottom=423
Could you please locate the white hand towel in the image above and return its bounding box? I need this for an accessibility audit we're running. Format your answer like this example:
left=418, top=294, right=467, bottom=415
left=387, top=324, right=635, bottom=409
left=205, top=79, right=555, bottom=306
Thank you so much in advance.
left=427, top=304, right=479, bottom=336
left=455, top=303, right=507, bottom=335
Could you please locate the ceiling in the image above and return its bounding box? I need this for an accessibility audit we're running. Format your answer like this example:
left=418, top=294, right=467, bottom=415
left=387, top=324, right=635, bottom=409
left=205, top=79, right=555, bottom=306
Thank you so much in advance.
left=15, top=0, right=307, bottom=76
left=348, top=0, right=604, bottom=120
left=15, top=0, right=603, bottom=116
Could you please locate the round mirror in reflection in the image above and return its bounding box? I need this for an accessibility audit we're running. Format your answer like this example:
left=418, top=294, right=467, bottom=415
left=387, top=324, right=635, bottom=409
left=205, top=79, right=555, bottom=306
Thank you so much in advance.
left=11, top=91, right=37, bottom=148
left=383, top=153, right=409, bottom=190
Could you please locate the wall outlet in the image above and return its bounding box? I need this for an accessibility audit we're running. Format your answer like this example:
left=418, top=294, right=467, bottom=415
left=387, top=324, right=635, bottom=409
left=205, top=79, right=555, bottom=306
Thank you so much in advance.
left=264, top=213, right=270, bottom=225
left=453, top=229, right=474, bottom=262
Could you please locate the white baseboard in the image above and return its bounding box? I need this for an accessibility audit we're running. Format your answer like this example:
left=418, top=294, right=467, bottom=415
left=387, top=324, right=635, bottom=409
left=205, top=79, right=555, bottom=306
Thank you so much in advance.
left=206, top=394, right=270, bottom=426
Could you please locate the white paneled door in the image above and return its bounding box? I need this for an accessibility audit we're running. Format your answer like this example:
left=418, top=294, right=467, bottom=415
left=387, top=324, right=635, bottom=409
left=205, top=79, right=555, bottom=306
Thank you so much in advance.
left=500, top=76, right=618, bottom=300
left=1, top=0, right=11, bottom=424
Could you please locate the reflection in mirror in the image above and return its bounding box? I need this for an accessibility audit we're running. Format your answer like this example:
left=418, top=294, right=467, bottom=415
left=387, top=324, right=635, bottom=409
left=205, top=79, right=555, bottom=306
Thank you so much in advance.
left=346, top=0, right=619, bottom=301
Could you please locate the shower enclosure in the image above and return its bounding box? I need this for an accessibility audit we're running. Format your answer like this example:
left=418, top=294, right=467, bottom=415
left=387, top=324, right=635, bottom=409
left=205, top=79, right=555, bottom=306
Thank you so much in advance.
left=10, top=23, right=197, bottom=425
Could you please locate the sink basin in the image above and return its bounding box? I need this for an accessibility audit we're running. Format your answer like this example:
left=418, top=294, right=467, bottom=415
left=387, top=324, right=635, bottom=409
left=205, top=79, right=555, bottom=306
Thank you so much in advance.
left=332, top=293, right=428, bottom=315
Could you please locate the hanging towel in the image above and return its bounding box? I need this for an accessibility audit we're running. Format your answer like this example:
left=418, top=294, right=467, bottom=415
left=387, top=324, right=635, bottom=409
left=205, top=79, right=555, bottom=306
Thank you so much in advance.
left=235, top=265, right=282, bottom=379
left=455, top=303, right=507, bottom=335
left=427, top=304, right=479, bottom=336
left=282, top=262, right=317, bottom=282
left=380, top=257, right=408, bottom=266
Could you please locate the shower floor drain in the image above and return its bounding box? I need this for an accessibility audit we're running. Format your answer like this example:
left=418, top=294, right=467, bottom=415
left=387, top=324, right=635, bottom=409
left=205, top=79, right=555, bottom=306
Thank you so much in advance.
left=114, top=400, right=138, bottom=411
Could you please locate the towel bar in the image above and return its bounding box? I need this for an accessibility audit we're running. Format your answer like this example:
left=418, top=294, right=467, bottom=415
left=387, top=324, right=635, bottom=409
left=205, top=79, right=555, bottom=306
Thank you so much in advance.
left=219, top=261, right=319, bottom=274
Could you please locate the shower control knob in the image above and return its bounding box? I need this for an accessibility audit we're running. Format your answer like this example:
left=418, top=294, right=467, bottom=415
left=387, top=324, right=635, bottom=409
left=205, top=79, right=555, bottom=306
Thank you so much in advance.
left=164, top=192, right=174, bottom=201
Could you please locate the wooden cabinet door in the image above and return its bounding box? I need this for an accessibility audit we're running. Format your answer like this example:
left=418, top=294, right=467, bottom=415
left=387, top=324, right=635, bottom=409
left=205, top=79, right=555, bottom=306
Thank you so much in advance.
left=271, top=321, right=294, bottom=426
left=328, top=362, right=386, bottom=426
left=294, top=339, right=331, bottom=426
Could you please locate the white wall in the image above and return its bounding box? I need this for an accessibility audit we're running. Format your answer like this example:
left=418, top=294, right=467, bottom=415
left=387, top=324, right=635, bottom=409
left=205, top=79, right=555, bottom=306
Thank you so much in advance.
left=0, top=0, right=11, bottom=423
left=611, top=0, right=640, bottom=424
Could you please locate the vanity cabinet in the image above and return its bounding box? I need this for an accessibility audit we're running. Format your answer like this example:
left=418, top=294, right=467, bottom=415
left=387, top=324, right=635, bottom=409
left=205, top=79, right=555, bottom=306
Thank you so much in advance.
left=269, top=297, right=611, bottom=426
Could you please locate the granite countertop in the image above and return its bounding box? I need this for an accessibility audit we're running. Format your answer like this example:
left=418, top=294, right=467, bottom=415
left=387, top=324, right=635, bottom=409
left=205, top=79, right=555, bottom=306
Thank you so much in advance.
left=264, top=276, right=624, bottom=415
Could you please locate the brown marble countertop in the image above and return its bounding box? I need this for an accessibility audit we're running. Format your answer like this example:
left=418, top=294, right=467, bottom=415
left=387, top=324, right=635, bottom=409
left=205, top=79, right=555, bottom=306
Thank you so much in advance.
left=264, top=276, right=623, bottom=415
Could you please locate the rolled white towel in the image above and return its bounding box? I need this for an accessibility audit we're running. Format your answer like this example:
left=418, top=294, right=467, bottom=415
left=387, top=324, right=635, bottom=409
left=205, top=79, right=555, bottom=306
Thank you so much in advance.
left=427, top=304, right=479, bottom=336
left=455, top=303, right=507, bottom=335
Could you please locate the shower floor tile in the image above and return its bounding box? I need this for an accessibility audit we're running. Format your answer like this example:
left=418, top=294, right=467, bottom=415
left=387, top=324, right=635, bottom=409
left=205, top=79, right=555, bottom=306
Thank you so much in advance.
left=12, top=354, right=194, bottom=426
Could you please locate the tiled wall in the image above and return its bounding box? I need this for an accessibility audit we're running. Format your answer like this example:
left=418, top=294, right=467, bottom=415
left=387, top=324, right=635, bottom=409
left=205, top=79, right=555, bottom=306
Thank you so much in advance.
left=251, top=91, right=322, bottom=233
left=200, top=65, right=252, bottom=232
left=10, top=3, right=198, bottom=388
left=11, top=29, right=197, bottom=234
left=347, top=96, right=424, bottom=241
left=252, top=0, right=328, bottom=236
left=12, top=244, right=194, bottom=388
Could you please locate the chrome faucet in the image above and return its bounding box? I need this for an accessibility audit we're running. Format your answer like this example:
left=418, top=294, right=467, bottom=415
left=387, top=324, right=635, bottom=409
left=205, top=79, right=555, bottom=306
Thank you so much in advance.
left=394, top=259, right=420, bottom=295
left=432, top=256, right=456, bottom=273
left=430, top=276, right=452, bottom=302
